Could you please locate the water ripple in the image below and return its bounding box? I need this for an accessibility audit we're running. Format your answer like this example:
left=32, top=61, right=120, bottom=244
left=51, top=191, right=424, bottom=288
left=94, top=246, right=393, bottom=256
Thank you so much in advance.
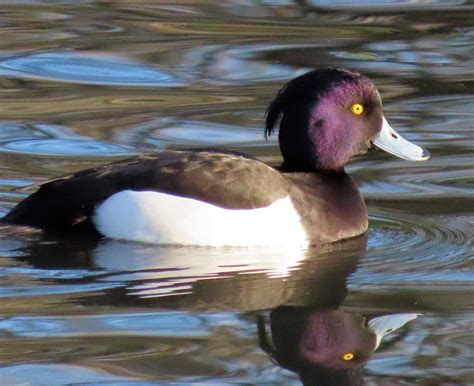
left=366, top=315, right=473, bottom=379
left=0, top=122, right=135, bottom=157
left=116, top=117, right=267, bottom=149
left=181, top=44, right=311, bottom=84
left=0, top=51, right=186, bottom=87
left=2, top=138, right=133, bottom=157
left=0, top=364, right=139, bottom=385
left=358, top=154, right=474, bottom=200
left=0, top=312, right=220, bottom=338
left=355, top=212, right=473, bottom=289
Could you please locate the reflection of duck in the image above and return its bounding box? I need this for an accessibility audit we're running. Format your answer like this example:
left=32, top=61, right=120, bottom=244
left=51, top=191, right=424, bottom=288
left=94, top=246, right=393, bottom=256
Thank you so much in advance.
left=2, top=69, right=429, bottom=246
left=5, top=230, right=366, bottom=308
left=1, top=229, right=419, bottom=384
left=259, top=307, right=418, bottom=386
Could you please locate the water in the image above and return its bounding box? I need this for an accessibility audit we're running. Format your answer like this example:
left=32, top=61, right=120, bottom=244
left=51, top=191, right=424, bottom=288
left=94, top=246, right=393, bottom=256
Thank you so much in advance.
left=0, top=1, right=473, bottom=385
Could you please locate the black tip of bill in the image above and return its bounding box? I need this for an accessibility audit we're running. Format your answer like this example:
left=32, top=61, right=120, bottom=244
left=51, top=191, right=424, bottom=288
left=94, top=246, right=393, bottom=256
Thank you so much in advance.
left=421, top=148, right=431, bottom=161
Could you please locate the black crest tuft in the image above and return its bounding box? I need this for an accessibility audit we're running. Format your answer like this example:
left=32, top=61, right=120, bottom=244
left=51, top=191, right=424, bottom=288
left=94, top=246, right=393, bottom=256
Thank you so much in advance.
left=264, top=68, right=359, bottom=139
left=265, top=83, right=288, bottom=139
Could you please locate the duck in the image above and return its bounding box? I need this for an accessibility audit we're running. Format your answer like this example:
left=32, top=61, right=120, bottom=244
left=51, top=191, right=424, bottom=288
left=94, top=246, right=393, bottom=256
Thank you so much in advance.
left=1, top=68, right=430, bottom=247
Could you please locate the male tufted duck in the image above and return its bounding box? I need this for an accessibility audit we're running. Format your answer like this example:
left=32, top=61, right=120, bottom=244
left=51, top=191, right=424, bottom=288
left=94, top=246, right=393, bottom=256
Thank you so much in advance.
left=2, top=68, right=430, bottom=246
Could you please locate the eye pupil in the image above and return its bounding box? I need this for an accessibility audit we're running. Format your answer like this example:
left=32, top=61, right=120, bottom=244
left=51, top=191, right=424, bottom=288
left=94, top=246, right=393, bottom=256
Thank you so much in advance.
left=342, top=353, right=354, bottom=360
left=351, top=104, right=364, bottom=115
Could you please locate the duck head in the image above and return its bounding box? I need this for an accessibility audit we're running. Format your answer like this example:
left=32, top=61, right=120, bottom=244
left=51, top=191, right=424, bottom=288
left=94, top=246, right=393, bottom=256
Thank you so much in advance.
left=266, top=68, right=430, bottom=172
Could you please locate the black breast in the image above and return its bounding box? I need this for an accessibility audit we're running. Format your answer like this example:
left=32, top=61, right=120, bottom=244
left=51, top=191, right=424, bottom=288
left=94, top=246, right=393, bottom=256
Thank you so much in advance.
left=285, top=172, right=368, bottom=243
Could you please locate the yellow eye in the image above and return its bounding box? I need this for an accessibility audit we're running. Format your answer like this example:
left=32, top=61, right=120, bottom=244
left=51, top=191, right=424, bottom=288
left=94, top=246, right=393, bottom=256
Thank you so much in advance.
left=342, top=353, right=354, bottom=361
left=351, top=103, right=364, bottom=115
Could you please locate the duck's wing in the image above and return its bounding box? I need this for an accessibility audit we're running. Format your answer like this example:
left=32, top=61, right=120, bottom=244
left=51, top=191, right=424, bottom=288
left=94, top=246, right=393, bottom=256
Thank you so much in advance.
left=2, top=150, right=289, bottom=234
left=12, top=155, right=140, bottom=192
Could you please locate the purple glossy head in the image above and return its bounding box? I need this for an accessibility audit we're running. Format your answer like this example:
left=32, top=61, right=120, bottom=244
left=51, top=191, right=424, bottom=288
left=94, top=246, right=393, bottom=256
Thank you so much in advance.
left=266, top=68, right=383, bottom=172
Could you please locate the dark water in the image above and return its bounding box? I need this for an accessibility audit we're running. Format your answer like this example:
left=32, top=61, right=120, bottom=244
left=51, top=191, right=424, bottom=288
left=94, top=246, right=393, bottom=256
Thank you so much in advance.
left=0, top=1, right=473, bottom=385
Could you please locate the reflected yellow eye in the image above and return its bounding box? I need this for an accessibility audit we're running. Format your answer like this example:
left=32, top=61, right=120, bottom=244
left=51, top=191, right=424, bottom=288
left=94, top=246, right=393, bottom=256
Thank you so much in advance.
left=351, top=103, right=364, bottom=115
left=342, top=353, right=354, bottom=361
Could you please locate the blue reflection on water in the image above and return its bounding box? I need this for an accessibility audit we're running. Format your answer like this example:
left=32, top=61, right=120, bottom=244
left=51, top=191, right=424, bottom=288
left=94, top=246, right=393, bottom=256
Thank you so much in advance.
left=2, top=138, right=134, bottom=156
left=0, top=364, right=139, bottom=385
left=0, top=122, right=135, bottom=156
left=0, top=51, right=186, bottom=87
left=0, top=311, right=241, bottom=338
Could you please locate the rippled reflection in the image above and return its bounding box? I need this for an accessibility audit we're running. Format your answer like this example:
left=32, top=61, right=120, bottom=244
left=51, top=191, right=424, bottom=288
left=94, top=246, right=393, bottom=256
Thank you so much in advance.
left=0, top=122, right=135, bottom=157
left=259, top=308, right=418, bottom=385
left=0, top=51, right=186, bottom=87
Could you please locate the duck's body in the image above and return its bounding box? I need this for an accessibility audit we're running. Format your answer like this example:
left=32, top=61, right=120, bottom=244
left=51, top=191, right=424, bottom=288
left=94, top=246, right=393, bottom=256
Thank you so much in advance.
left=3, top=150, right=366, bottom=245
left=2, top=68, right=429, bottom=246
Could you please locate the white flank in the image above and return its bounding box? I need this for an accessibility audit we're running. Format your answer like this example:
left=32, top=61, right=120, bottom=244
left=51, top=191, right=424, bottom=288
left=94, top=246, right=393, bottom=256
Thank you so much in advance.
left=93, top=190, right=309, bottom=247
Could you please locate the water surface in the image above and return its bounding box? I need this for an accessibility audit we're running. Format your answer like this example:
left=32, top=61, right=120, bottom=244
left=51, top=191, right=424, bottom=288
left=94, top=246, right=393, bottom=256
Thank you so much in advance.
left=0, top=1, right=473, bottom=385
